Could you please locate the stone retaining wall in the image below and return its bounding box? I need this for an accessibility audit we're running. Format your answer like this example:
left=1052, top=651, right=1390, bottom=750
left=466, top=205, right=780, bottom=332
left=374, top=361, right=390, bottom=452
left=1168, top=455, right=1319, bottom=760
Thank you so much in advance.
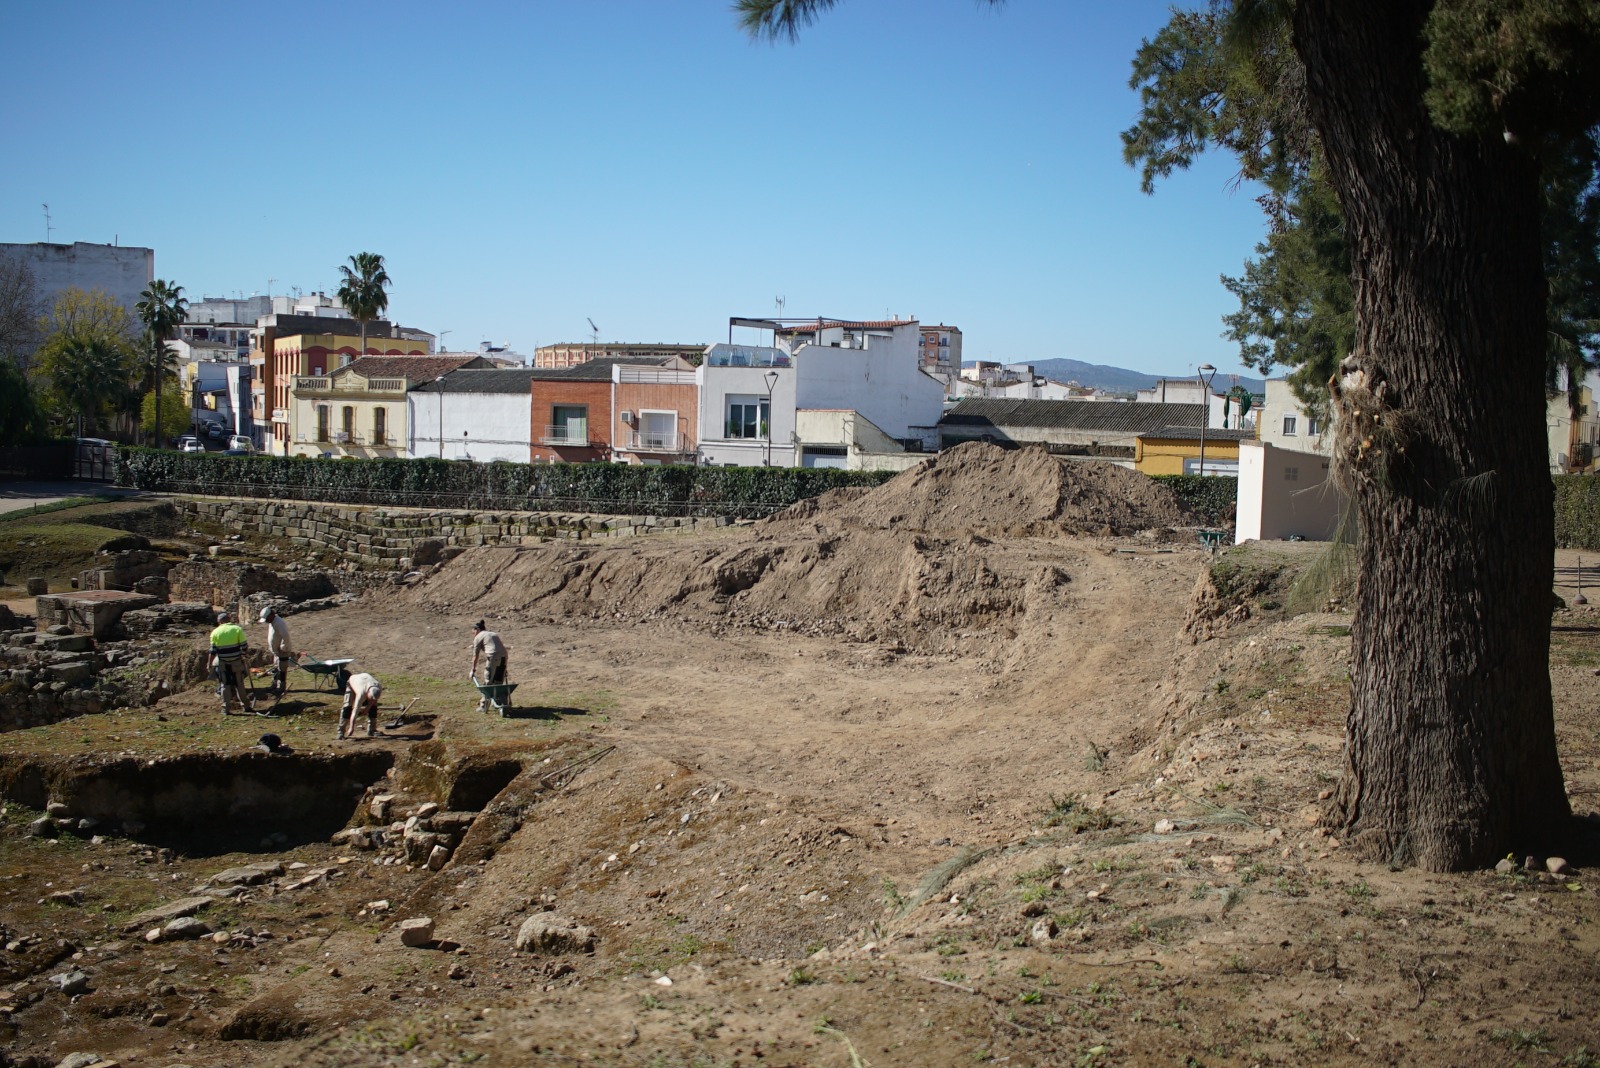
left=167, top=561, right=339, bottom=609
left=178, top=499, right=731, bottom=570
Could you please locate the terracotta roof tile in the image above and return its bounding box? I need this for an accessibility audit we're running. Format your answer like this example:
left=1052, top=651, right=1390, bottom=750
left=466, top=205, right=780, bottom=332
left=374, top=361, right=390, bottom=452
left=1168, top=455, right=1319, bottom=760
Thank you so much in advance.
left=335, top=355, right=490, bottom=386
left=778, top=320, right=916, bottom=333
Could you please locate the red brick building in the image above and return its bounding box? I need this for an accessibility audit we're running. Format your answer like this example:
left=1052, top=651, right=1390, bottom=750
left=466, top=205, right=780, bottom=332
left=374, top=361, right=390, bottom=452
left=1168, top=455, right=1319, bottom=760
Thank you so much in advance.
left=529, top=357, right=695, bottom=463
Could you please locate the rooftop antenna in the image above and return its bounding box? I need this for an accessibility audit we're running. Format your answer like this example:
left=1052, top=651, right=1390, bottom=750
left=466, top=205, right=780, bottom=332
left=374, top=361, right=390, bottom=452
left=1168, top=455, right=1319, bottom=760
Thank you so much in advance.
left=267, top=278, right=277, bottom=300
left=42, top=204, right=53, bottom=243
left=774, top=295, right=786, bottom=318
left=587, top=318, right=600, bottom=346
left=438, top=329, right=452, bottom=352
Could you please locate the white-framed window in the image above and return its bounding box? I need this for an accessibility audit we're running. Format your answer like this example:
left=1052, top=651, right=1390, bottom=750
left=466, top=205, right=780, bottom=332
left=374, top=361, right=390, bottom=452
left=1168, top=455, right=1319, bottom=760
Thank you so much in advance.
left=1307, top=415, right=1322, bottom=435
left=639, top=410, right=677, bottom=449
left=315, top=405, right=330, bottom=442
left=373, top=406, right=387, bottom=446
left=725, top=395, right=769, bottom=439
left=1283, top=415, right=1298, bottom=435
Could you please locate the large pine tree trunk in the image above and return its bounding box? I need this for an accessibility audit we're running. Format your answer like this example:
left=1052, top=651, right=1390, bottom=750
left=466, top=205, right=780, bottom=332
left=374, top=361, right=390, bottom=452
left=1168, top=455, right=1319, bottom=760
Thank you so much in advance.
left=1292, top=0, right=1570, bottom=870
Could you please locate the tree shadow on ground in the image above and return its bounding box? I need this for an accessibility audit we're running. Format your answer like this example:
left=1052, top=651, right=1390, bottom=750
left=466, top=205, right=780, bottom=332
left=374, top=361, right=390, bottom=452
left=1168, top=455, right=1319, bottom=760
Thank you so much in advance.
left=502, top=705, right=587, bottom=721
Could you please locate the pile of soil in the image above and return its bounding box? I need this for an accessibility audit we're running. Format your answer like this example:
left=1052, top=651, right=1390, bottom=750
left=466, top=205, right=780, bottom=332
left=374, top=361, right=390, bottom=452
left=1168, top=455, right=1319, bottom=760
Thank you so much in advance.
left=798, top=441, right=1195, bottom=537
left=400, top=444, right=1195, bottom=653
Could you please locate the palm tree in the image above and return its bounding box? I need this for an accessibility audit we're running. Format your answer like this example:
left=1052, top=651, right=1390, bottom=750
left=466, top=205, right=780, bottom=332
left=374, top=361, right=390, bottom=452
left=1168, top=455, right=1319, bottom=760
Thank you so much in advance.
left=335, top=252, right=392, bottom=364
left=136, top=280, right=187, bottom=447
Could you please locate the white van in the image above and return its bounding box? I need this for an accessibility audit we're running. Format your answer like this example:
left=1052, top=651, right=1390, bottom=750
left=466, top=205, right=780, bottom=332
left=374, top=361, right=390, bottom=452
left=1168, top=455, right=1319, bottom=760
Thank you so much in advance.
left=227, top=435, right=254, bottom=452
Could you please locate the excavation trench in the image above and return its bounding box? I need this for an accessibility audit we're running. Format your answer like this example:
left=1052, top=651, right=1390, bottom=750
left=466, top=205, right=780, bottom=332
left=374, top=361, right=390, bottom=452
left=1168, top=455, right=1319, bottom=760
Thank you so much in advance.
left=0, top=740, right=535, bottom=857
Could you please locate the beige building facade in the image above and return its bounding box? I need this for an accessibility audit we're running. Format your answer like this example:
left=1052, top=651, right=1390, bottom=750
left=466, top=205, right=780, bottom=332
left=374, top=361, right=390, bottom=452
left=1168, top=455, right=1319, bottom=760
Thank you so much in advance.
left=287, top=355, right=488, bottom=458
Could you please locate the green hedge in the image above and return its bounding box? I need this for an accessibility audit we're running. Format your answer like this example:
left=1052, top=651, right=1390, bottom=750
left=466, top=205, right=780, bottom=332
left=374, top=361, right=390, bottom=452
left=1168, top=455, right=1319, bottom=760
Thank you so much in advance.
left=1152, top=474, right=1238, bottom=526
left=1555, top=474, right=1600, bottom=549
left=114, top=447, right=897, bottom=517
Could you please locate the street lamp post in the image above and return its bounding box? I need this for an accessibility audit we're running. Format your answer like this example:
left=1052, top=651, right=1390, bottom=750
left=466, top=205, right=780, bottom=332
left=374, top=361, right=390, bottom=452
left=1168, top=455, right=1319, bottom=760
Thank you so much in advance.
left=1196, top=363, right=1217, bottom=477
left=763, top=370, right=779, bottom=467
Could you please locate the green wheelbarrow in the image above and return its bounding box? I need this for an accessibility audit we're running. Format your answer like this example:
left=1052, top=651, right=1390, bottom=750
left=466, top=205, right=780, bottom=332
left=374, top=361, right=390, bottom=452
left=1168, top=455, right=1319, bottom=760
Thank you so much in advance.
left=471, top=674, right=518, bottom=717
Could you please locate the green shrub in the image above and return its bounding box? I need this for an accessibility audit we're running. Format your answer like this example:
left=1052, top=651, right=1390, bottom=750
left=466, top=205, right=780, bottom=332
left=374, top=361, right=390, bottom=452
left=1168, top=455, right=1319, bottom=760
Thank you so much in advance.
left=1555, top=474, right=1600, bottom=550
left=1152, top=474, right=1238, bottom=525
left=114, top=447, right=896, bottom=517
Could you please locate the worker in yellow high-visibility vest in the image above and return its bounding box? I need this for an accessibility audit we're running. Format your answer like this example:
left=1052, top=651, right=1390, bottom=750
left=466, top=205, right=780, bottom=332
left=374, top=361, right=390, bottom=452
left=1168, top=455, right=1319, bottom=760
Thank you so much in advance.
left=208, top=612, right=250, bottom=715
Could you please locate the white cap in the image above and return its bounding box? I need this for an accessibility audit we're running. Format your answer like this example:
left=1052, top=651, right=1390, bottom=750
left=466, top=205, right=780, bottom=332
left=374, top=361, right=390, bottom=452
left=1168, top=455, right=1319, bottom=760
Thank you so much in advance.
left=259, top=607, right=274, bottom=623
left=369, top=683, right=383, bottom=697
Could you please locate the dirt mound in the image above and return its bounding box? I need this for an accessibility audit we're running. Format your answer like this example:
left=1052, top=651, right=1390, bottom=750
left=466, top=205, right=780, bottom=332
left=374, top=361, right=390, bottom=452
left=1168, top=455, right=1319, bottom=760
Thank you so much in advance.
left=784, top=441, right=1194, bottom=537
left=400, top=444, right=1197, bottom=652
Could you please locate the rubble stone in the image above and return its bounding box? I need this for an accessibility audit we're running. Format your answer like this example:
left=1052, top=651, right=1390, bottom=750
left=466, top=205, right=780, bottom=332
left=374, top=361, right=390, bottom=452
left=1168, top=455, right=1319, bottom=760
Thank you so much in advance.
left=398, top=917, right=435, bottom=947
left=515, top=913, right=597, bottom=955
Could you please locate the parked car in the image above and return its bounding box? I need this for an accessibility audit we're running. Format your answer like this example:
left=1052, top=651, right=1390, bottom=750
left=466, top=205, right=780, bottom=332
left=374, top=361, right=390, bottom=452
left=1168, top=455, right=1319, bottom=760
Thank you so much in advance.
left=204, top=424, right=224, bottom=440
left=226, top=435, right=254, bottom=452
left=179, top=438, right=205, bottom=453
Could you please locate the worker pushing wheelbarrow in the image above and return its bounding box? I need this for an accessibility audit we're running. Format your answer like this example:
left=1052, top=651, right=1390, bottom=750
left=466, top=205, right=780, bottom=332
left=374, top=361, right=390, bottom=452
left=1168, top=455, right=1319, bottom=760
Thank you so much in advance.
left=469, top=620, right=517, bottom=716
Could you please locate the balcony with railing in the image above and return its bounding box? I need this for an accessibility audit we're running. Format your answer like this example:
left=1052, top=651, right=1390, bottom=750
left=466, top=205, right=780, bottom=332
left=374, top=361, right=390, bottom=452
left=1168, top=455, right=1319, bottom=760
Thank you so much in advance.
left=292, top=376, right=407, bottom=393
left=540, top=424, right=590, bottom=447
left=300, top=430, right=395, bottom=448
left=703, top=343, right=792, bottom=369
left=624, top=430, right=690, bottom=454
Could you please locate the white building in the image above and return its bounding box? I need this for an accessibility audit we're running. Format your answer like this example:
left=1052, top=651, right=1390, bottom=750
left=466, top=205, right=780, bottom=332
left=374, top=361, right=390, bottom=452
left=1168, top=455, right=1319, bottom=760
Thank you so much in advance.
left=1235, top=439, right=1343, bottom=544
left=697, top=318, right=944, bottom=469
left=187, top=294, right=272, bottom=326
left=1257, top=379, right=1330, bottom=454
left=407, top=368, right=539, bottom=462
left=1135, top=379, right=1212, bottom=405
left=2, top=240, right=154, bottom=319
left=938, top=364, right=1083, bottom=401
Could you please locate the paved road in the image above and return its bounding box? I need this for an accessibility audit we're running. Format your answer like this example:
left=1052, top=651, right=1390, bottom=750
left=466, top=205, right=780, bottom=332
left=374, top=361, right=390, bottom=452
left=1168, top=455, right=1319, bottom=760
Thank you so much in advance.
left=0, top=481, right=143, bottom=517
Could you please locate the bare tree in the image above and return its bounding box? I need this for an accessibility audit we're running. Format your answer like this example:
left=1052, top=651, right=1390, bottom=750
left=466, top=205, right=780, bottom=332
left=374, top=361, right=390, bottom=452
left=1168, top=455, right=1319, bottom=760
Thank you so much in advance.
left=0, top=255, right=43, bottom=371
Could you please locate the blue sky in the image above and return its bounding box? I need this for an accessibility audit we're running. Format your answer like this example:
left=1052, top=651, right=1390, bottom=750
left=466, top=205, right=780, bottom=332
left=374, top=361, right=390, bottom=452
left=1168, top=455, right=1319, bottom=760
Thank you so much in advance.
left=0, top=1, right=1269, bottom=381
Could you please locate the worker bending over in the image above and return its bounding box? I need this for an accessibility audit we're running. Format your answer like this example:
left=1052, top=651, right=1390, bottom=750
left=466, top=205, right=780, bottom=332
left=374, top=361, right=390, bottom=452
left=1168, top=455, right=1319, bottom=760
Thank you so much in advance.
left=339, top=671, right=384, bottom=740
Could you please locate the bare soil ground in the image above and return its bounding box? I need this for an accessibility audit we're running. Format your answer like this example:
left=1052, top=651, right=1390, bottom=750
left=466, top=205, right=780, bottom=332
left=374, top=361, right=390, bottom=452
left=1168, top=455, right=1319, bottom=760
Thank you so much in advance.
left=3, top=444, right=1600, bottom=1068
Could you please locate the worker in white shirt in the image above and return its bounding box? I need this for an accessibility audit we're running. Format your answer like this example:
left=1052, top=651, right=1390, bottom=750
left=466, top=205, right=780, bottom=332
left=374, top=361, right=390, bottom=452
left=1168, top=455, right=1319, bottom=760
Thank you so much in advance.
left=259, top=607, right=296, bottom=693
left=339, top=671, right=384, bottom=740
left=469, top=620, right=508, bottom=712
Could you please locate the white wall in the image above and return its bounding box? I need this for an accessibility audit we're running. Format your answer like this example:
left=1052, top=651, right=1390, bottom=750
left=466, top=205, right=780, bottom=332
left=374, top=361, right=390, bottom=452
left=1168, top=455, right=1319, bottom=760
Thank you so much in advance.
left=696, top=363, right=796, bottom=467
left=1136, top=379, right=1207, bottom=405
left=408, top=391, right=534, bottom=463
left=1235, top=440, right=1343, bottom=544
left=696, top=327, right=942, bottom=468
left=793, top=333, right=943, bottom=441
left=5, top=241, right=154, bottom=319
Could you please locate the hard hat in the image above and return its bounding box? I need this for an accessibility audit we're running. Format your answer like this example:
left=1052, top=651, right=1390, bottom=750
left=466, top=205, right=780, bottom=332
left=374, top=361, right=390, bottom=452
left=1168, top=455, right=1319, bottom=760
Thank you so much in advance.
left=259, top=607, right=275, bottom=623
left=216, top=611, right=231, bottom=624
left=369, top=683, right=384, bottom=697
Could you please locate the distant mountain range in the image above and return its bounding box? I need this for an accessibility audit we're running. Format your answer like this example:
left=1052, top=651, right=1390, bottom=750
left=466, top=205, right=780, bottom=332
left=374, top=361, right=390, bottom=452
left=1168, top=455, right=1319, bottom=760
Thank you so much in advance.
left=969, top=358, right=1265, bottom=395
